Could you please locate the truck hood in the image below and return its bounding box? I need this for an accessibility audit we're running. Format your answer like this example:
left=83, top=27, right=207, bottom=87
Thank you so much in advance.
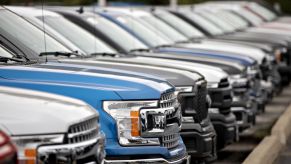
left=222, top=32, right=289, bottom=46
left=0, top=63, right=173, bottom=100
left=0, top=86, right=98, bottom=135
left=177, top=42, right=265, bottom=64
left=93, top=56, right=227, bottom=83
left=134, top=52, right=244, bottom=75
left=156, top=47, right=255, bottom=66
left=60, top=58, right=203, bottom=86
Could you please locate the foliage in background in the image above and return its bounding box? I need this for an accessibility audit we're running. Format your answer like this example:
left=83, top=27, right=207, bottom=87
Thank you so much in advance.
left=1, top=0, right=291, bottom=14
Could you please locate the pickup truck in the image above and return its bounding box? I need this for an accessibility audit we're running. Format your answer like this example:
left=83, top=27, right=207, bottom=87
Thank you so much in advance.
left=0, top=86, right=105, bottom=163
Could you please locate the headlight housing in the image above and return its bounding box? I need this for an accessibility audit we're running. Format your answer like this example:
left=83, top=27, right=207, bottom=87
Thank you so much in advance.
left=229, top=75, right=249, bottom=88
left=103, top=101, right=160, bottom=146
left=12, top=134, right=64, bottom=163
left=207, top=82, right=218, bottom=88
left=175, top=86, right=193, bottom=93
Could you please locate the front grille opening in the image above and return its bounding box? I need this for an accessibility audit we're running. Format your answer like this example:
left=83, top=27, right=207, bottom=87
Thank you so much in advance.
left=159, top=91, right=180, bottom=150
left=66, top=117, right=99, bottom=144
left=161, top=133, right=179, bottom=149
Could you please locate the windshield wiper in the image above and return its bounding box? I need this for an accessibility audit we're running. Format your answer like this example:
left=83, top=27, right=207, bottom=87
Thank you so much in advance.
left=89, top=52, right=120, bottom=57
left=39, top=51, right=82, bottom=58
left=0, top=56, right=25, bottom=63
left=155, top=44, right=172, bottom=49
left=129, top=48, right=150, bottom=53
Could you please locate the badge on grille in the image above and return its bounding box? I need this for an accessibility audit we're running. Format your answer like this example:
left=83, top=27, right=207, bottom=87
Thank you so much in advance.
left=153, top=114, right=166, bottom=129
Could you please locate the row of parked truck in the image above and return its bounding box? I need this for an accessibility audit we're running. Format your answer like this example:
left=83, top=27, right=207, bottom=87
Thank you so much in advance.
left=0, top=1, right=291, bottom=163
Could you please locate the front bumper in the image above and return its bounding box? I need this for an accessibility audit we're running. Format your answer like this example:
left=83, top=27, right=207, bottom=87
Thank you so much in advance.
left=104, top=154, right=190, bottom=164
left=105, top=137, right=188, bottom=164
left=181, top=117, right=217, bottom=163
left=231, top=107, right=254, bottom=132
left=209, top=112, right=238, bottom=150
left=37, top=136, right=105, bottom=164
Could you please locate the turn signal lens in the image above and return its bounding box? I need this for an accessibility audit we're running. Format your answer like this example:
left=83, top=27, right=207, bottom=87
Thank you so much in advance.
left=275, top=50, right=282, bottom=63
left=20, top=149, right=36, bottom=164
left=130, top=111, right=140, bottom=137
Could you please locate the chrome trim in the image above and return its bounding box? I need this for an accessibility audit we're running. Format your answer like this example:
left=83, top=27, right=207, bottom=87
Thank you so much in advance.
left=68, top=127, right=98, bottom=139
left=140, top=107, right=177, bottom=137
left=175, top=86, right=193, bottom=94
left=104, top=155, right=190, bottom=164
left=37, top=136, right=104, bottom=163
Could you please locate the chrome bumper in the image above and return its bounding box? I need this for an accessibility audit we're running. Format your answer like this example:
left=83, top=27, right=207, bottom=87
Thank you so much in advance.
left=38, top=135, right=105, bottom=164
left=104, top=155, right=190, bottom=164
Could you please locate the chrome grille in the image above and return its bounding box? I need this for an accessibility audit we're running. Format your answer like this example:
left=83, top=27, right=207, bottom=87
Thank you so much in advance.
left=160, top=92, right=180, bottom=149
left=67, top=117, right=99, bottom=144
left=160, top=92, right=176, bottom=109
left=161, top=133, right=179, bottom=149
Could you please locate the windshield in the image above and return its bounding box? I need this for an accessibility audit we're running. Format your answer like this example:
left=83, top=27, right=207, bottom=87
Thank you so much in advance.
left=184, top=12, right=224, bottom=36
left=247, top=3, right=276, bottom=21
left=114, top=15, right=172, bottom=48
left=0, top=9, right=70, bottom=55
left=85, top=15, right=148, bottom=52
left=234, top=8, right=264, bottom=26
left=154, top=11, right=205, bottom=39
left=216, top=10, right=249, bottom=29
left=198, top=11, right=236, bottom=33
left=139, top=14, right=188, bottom=43
left=39, top=16, right=117, bottom=55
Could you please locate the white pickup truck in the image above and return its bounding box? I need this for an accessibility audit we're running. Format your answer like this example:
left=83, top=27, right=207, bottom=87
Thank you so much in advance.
left=0, top=86, right=105, bottom=164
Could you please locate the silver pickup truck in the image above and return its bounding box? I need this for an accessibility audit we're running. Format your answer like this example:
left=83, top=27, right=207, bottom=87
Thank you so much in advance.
left=0, top=86, right=105, bottom=164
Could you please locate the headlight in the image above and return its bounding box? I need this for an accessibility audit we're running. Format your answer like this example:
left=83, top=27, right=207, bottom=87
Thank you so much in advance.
left=175, top=86, right=193, bottom=93
left=207, top=82, right=218, bottom=88
left=103, top=101, right=160, bottom=146
left=174, top=86, right=193, bottom=96
left=12, top=134, right=64, bottom=163
left=229, top=75, right=248, bottom=88
left=247, top=66, right=259, bottom=77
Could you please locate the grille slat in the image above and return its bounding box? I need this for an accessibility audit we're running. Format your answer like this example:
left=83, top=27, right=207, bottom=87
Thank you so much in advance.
left=160, top=92, right=176, bottom=109
left=67, top=117, right=99, bottom=144
left=161, top=133, right=179, bottom=149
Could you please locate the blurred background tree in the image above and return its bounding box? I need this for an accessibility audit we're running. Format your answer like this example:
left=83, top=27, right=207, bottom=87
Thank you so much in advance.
left=1, top=0, right=291, bottom=14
